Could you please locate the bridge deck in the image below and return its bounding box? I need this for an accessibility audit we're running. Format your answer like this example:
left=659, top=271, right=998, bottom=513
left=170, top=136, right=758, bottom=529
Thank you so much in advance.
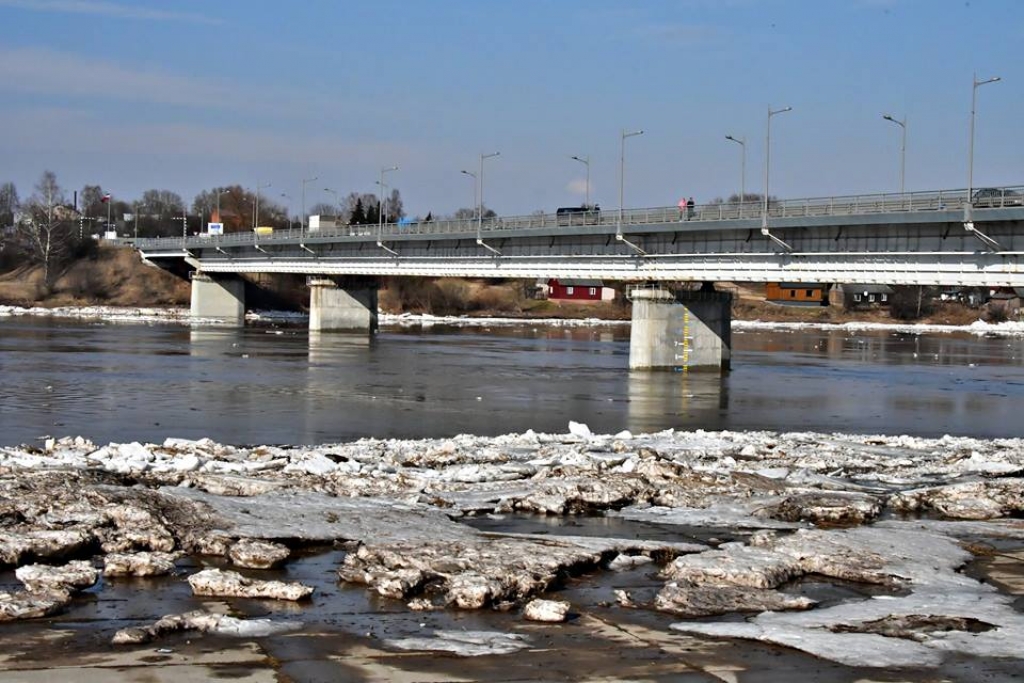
left=134, top=186, right=1024, bottom=287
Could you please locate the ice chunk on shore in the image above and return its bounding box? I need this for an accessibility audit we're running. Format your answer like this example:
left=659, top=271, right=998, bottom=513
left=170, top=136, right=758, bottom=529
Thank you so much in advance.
left=568, top=421, right=592, bottom=438
left=112, top=609, right=302, bottom=645
left=386, top=630, right=530, bottom=656
left=188, top=568, right=313, bottom=601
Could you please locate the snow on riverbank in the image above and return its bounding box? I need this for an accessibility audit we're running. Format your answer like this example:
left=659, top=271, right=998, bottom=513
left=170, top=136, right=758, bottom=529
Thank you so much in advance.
left=0, top=304, right=191, bottom=323
left=734, top=317, right=1024, bottom=337
left=5, top=303, right=1024, bottom=336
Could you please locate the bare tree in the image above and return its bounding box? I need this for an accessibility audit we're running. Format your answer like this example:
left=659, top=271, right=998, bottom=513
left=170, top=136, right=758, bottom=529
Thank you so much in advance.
left=307, top=202, right=337, bottom=217
left=80, top=184, right=105, bottom=218
left=0, top=182, right=18, bottom=261
left=0, top=181, right=18, bottom=228
left=142, top=189, right=185, bottom=221
left=386, top=188, right=405, bottom=223
left=17, top=171, right=75, bottom=289
left=451, top=206, right=496, bottom=220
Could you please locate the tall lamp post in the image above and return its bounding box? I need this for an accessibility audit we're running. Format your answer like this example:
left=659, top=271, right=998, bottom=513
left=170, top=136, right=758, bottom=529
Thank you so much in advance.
left=300, top=175, right=317, bottom=235
left=618, top=129, right=644, bottom=234
left=724, top=134, right=746, bottom=215
left=133, top=202, right=144, bottom=241
left=280, top=193, right=294, bottom=230
left=323, top=187, right=339, bottom=214
left=882, top=114, right=907, bottom=194
left=478, top=152, right=499, bottom=238
left=763, top=106, right=792, bottom=230
left=254, top=181, right=271, bottom=229
left=378, top=166, right=398, bottom=239
left=968, top=73, right=1001, bottom=206
left=570, top=154, right=590, bottom=207
left=460, top=170, right=477, bottom=224
left=216, top=189, right=230, bottom=223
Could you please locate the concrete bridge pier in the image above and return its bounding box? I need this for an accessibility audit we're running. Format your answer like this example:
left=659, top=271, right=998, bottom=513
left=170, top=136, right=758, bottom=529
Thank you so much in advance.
left=628, top=285, right=732, bottom=372
left=308, top=276, right=379, bottom=333
left=190, top=273, right=246, bottom=326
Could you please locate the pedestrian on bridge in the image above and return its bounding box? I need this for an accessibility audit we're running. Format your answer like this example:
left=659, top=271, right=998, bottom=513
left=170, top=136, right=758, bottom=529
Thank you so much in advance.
left=687, top=197, right=695, bottom=220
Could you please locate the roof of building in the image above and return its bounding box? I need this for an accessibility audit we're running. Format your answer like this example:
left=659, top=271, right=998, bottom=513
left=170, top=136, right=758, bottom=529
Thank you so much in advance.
left=777, top=282, right=828, bottom=289
left=845, top=284, right=894, bottom=294
left=548, top=279, right=607, bottom=287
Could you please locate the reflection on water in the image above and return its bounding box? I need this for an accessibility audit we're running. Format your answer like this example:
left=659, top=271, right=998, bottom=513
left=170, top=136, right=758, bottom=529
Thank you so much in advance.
left=1, top=318, right=1023, bottom=446
left=627, top=371, right=729, bottom=434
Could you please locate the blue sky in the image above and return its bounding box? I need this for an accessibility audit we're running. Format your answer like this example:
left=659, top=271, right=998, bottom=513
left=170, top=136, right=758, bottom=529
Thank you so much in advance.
left=1, top=0, right=1021, bottom=218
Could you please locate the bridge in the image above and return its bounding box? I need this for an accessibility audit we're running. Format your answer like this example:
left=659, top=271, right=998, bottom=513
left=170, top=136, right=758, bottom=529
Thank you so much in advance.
left=135, top=185, right=1024, bottom=372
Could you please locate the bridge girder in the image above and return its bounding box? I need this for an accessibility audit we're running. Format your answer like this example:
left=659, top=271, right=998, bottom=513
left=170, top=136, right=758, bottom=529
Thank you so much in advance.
left=137, top=209, right=1024, bottom=288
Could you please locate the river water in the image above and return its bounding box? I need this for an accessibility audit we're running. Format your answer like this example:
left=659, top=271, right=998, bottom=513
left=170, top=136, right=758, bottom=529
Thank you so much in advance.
left=1, top=317, right=1023, bottom=447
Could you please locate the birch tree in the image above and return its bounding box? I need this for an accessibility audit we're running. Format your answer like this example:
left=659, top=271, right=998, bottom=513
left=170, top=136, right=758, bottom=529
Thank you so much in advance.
left=17, top=171, right=74, bottom=290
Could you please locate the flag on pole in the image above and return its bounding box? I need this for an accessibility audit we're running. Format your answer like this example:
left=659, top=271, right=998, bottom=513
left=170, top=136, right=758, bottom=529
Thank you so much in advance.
left=101, top=193, right=111, bottom=203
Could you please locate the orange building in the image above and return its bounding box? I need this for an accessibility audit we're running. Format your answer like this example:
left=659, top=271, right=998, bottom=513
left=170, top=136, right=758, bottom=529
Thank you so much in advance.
left=765, top=282, right=830, bottom=306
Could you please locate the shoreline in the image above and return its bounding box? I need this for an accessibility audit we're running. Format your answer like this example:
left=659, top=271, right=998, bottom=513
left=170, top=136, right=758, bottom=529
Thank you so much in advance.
left=3, top=302, right=1024, bottom=336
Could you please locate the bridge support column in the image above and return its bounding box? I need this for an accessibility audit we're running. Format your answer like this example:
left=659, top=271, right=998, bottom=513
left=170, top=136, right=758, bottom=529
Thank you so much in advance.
left=629, top=286, right=731, bottom=372
left=190, top=273, right=246, bottom=326
left=308, top=276, right=379, bottom=333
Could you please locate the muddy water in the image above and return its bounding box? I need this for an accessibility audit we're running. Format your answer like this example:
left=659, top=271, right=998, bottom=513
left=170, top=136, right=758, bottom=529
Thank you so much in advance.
left=3, top=317, right=1024, bottom=680
left=2, top=525, right=1017, bottom=682
left=2, top=318, right=1024, bottom=447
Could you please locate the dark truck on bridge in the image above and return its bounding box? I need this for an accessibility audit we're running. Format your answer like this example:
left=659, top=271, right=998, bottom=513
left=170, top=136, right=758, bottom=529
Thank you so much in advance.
left=556, top=205, right=601, bottom=226
left=973, top=188, right=1024, bottom=208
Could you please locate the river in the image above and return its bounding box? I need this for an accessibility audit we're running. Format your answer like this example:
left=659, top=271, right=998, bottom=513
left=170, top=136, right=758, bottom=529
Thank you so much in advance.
left=2, top=316, right=1023, bottom=447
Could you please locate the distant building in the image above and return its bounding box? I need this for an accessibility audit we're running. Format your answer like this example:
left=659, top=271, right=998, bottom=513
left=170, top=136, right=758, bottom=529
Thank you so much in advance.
left=765, top=282, right=829, bottom=307
left=542, top=279, right=616, bottom=302
left=986, top=287, right=1024, bottom=315
left=842, top=284, right=893, bottom=309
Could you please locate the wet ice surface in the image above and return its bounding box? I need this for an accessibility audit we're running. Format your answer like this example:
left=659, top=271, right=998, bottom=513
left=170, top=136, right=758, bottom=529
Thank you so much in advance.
left=3, top=426, right=1024, bottom=680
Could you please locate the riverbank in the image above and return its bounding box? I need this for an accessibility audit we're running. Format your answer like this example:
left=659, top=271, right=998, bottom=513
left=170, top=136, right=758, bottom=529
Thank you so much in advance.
left=1, top=425, right=1023, bottom=680
left=4, top=302, right=1024, bottom=338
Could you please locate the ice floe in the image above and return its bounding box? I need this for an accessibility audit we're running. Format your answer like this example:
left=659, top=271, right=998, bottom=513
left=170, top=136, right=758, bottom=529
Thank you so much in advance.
left=3, top=424, right=1024, bottom=669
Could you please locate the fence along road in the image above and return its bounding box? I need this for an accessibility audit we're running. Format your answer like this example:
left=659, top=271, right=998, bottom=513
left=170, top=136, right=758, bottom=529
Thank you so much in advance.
left=134, top=185, right=1024, bottom=287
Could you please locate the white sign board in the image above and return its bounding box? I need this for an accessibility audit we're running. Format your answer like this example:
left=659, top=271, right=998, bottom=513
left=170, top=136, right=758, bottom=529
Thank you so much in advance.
left=207, top=222, right=224, bottom=235
left=103, top=230, right=118, bottom=240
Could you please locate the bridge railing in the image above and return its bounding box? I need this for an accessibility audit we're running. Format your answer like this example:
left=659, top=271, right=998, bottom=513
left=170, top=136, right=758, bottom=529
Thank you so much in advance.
left=132, top=185, right=1022, bottom=251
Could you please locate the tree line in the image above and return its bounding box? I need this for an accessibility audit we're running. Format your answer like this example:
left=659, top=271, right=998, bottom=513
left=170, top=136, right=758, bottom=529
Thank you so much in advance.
left=0, top=170, right=499, bottom=290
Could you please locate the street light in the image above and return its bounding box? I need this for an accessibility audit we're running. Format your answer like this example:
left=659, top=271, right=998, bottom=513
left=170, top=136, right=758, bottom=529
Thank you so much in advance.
left=281, top=193, right=294, bottom=230
left=301, top=175, right=317, bottom=235
left=570, top=155, right=590, bottom=207
left=216, top=188, right=230, bottom=223
left=378, top=166, right=398, bottom=238
left=133, top=201, right=146, bottom=241
left=968, top=73, right=1001, bottom=206
left=763, top=106, right=792, bottom=230
left=478, top=152, right=499, bottom=237
left=460, top=170, right=477, bottom=225
left=254, top=181, right=271, bottom=229
left=619, top=129, right=644, bottom=233
left=323, top=187, right=339, bottom=214
left=882, top=114, right=907, bottom=194
left=725, top=134, right=746, bottom=215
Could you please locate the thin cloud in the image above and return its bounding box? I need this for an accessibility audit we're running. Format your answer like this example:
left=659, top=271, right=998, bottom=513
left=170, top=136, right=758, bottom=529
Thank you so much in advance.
left=635, top=22, right=726, bottom=48
left=0, top=47, right=364, bottom=121
left=566, top=178, right=593, bottom=197
left=0, top=106, right=421, bottom=167
left=0, top=0, right=221, bottom=24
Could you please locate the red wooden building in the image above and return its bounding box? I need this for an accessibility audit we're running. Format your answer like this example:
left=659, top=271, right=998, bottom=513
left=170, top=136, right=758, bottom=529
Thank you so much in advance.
left=545, top=279, right=616, bottom=302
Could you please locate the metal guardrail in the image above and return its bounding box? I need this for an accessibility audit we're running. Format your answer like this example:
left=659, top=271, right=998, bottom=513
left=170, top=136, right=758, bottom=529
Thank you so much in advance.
left=132, top=185, right=1024, bottom=252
